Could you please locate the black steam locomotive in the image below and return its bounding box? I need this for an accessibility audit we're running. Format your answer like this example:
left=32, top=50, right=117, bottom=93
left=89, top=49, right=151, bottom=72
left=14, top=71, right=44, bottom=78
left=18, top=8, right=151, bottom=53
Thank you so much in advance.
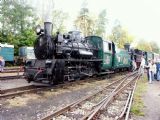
left=24, top=22, right=100, bottom=84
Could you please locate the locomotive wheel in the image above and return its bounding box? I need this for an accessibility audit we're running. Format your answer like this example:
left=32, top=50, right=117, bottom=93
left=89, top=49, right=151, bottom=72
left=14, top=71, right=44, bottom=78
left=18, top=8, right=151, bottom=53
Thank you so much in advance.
left=53, top=60, right=65, bottom=84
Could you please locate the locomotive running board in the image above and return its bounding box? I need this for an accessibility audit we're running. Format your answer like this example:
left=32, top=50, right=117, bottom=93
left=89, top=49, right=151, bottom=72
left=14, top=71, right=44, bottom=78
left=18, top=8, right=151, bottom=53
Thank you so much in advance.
left=99, top=71, right=114, bottom=75
left=80, top=72, right=93, bottom=77
left=32, top=82, right=51, bottom=87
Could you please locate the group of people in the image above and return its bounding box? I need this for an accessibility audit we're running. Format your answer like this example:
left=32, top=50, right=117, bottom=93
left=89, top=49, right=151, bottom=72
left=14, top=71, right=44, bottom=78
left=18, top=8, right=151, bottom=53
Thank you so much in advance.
left=0, top=56, right=5, bottom=72
left=139, top=56, right=160, bottom=84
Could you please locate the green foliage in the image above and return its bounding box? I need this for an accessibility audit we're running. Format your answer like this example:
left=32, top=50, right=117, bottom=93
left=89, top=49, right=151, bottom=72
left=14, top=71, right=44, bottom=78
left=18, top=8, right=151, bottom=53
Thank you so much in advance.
left=0, top=0, right=37, bottom=55
left=109, top=22, right=134, bottom=48
left=136, top=39, right=152, bottom=52
left=0, top=0, right=68, bottom=55
left=136, top=40, right=160, bottom=53
left=95, top=9, right=107, bottom=37
left=0, top=0, right=36, bottom=34
left=74, top=5, right=95, bottom=36
left=150, top=42, right=160, bottom=53
left=13, top=29, right=36, bottom=55
left=75, top=6, right=108, bottom=37
left=52, top=10, right=68, bottom=34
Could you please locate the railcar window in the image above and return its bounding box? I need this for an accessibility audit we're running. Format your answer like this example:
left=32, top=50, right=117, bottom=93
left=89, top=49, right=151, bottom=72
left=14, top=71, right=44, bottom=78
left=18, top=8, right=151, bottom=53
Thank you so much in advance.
left=103, top=41, right=109, bottom=52
left=103, top=41, right=112, bottom=52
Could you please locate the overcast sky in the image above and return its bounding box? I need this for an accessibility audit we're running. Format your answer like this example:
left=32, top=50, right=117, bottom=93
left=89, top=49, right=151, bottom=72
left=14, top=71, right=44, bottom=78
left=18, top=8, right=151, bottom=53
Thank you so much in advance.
left=29, top=0, right=160, bottom=46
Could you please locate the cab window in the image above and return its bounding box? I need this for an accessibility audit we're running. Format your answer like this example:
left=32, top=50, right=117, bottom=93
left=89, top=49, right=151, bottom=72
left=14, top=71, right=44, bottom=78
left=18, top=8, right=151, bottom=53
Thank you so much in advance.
left=103, top=41, right=112, bottom=52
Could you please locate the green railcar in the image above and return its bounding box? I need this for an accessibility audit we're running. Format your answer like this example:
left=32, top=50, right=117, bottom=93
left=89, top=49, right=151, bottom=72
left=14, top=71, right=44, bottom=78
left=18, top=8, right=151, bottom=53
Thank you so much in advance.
left=87, top=36, right=131, bottom=72
left=112, top=46, right=131, bottom=70
left=146, top=52, right=154, bottom=62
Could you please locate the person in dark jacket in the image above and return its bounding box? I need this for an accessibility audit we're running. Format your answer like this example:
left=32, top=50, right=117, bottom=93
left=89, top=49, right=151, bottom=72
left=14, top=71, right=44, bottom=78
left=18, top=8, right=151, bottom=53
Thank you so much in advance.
left=157, top=62, right=160, bottom=81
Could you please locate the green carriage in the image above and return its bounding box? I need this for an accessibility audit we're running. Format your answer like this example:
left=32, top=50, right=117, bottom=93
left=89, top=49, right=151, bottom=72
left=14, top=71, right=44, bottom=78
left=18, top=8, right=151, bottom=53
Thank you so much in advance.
left=112, top=46, right=131, bottom=70
left=146, top=52, right=154, bottom=61
left=87, top=36, right=131, bottom=72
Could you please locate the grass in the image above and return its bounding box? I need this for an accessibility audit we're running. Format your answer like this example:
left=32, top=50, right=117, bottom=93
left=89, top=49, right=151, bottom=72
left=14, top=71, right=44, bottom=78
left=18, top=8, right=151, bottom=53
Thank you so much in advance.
left=130, top=75, right=148, bottom=116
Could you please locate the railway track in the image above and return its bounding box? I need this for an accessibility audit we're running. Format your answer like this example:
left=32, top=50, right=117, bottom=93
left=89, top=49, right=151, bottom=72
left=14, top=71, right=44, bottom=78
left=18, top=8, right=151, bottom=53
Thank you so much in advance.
left=0, top=72, right=130, bottom=99
left=0, top=75, right=24, bottom=80
left=2, top=67, right=24, bottom=73
left=4, top=67, right=20, bottom=70
left=0, top=67, right=24, bottom=80
left=0, top=85, right=47, bottom=98
left=41, top=71, right=139, bottom=120
left=1, top=70, right=23, bottom=73
left=2, top=69, right=24, bottom=73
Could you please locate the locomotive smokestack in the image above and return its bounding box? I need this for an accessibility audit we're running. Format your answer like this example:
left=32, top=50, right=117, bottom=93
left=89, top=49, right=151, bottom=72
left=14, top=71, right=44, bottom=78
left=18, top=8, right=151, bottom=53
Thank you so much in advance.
left=44, top=22, right=53, bottom=36
left=124, top=43, right=130, bottom=52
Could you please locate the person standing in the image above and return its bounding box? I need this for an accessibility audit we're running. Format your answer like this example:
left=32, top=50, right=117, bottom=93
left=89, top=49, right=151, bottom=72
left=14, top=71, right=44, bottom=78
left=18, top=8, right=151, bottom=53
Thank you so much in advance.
left=0, top=57, right=2, bottom=72
left=148, top=60, right=153, bottom=84
left=139, top=56, right=146, bottom=75
left=132, top=59, right=137, bottom=71
left=0, top=56, right=5, bottom=72
left=157, top=64, right=160, bottom=81
left=152, top=61, right=157, bottom=81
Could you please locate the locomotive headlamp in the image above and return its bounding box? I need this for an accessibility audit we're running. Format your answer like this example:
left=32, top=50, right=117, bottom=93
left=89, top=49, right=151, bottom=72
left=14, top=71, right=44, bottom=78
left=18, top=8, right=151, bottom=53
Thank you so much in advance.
left=35, top=25, right=41, bottom=34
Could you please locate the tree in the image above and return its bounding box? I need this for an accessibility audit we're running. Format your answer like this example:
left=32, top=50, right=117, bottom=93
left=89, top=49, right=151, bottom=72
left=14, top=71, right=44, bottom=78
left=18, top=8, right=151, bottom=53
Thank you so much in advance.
left=36, top=8, right=68, bottom=34
left=136, top=40, right=160, bottom=53
left=0, top=0, right=36, bottom=35
left=52, top=10, right=68, bottom=34
left=108, top=22, right=134, bottom=48
left=95, top=9, right=107, bottom=37
left=136, top=39, right=152, bottom=52
left=150, top=41, right=160, bottom=53
left=0, top=0, right=37, bottom=55
left=108, top=22, right=121, bottom=44
left=74, top=2, right=95, bottom=36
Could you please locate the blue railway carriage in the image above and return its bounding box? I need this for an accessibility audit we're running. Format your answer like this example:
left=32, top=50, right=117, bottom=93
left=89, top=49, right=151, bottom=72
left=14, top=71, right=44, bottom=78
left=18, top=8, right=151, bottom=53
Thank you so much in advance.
left=16, top=46, right=35, bottom=64
left=0, top=43, right=14, bottom=62
left=19, top=46, right=35, bottom=59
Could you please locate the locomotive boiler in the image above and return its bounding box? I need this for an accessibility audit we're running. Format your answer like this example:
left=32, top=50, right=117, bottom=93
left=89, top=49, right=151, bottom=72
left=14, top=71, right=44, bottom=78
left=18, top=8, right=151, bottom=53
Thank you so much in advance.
left=24, top=22, right=100, bottom=84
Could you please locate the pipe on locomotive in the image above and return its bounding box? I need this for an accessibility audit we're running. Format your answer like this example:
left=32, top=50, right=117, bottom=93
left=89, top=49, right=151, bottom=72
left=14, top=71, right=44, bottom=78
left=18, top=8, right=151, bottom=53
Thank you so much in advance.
left=44, top=22, right=53, bottom=36
left=35, top=22, right=53, bottom=36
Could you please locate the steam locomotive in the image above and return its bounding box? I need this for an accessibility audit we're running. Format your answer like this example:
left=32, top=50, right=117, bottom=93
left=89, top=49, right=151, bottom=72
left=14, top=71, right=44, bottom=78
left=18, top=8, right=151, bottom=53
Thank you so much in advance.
left=24, top=22, right=104, bottom=84
left=25, top=22, right=157, bottom=85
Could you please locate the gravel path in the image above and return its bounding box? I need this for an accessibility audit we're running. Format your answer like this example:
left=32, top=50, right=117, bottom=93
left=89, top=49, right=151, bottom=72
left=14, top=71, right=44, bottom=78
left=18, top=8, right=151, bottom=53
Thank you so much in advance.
left=0, top=79, right=32, bottom=90
left=134, top=80, right=160, bottom=120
